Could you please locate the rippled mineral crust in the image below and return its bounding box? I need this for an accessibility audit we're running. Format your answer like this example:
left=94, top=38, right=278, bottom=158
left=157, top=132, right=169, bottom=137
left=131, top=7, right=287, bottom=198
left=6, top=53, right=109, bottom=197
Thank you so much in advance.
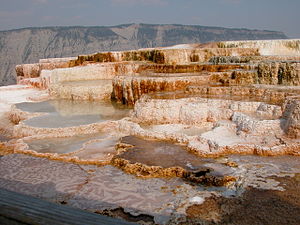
left=0, top=39, right=300, bottom=224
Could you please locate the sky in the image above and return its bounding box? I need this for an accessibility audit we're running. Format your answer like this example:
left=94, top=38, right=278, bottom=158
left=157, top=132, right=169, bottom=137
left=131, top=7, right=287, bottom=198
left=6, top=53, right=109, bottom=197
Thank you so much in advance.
left=0, top=0, right=299, bottom=38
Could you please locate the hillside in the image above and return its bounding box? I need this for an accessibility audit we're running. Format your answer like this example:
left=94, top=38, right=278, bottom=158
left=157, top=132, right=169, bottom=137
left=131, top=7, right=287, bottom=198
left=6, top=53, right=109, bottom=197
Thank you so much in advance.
left=0, top=23, right=287, bottom=85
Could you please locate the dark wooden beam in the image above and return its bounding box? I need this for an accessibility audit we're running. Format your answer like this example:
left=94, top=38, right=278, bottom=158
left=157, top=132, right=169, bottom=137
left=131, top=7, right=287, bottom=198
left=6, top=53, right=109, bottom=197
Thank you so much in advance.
left=0, top=188, right=136, bottom=225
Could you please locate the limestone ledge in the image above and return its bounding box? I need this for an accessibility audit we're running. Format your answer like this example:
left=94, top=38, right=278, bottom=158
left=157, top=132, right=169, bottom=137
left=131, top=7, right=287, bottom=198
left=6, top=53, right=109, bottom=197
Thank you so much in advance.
left=9, top=105, right=45, bottom=125
left=48, top=80, right=113, bottom=101
left=16, top=59, right=72, bottom=80
left=116, top=119, right=300, bottom=157
left=210, top=55, right=300, bottom=64
left=111, top=157, right=236, bottom=187
left=218, top=39, right=300, bottom=56
left=113, top=62, right=300, bottom=105
left=71, top=48, right=260, bottom=66
left=39, top=57, right=77, bottom=64
left=131, top=97, right=282, bottom=125
left=186, top=85, right=293, bottom=104
left=8, top=115, right=300, bottom=174
left=12, top=120, right=118, bottom=138
left=12, top=132, right=120, bottom=166
left=112, top=75, right=210, bottom=105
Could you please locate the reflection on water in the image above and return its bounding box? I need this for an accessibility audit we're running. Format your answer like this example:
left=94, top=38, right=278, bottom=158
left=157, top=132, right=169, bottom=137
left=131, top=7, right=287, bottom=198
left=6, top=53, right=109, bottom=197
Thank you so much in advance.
left=24, top=114, right=103, bottom=128
left=118, top=136, right=234, bottom=175
left=16, top=99, right=131, bottom=128
left=25, top=133, right=105, bottom=154
left=74, top=137, right=119, bottom=160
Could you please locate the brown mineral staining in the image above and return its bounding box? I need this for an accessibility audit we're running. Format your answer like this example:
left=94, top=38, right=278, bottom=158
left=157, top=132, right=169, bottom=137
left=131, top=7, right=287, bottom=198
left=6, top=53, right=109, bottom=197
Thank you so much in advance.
left=111, top=61, right=300, bottom=105
left=185, top=175, right=300, bottom=225
left=111, top=156, right=235, bottom=187
left=3, top=39, right=300, bottom=225
left=96, top=207, right=155, bottom=224
left=186, top=196, right=222, bottom=223
left=4, top=39, right=300, bottom=168
left=282, top=98, right=300, bottom=138
left=112, top=136, right=236, bottom=186
left=0, top=142, right=14, bottom=156
left=15, top=60, right=71, bottom=81
left=223, top=161, right=238, bottom=168
left=185, top=172, right=236, bottom=186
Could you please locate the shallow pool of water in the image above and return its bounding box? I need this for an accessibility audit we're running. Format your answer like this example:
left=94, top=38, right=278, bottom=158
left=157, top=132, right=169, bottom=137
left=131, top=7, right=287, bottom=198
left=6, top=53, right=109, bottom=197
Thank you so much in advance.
left=74, top=137, right=119, bottom=160
left=117, top=136, right=234, bottom=174
left=16, top=100, right=130, bottom=128
left=25, top=133, right=106, bottom=154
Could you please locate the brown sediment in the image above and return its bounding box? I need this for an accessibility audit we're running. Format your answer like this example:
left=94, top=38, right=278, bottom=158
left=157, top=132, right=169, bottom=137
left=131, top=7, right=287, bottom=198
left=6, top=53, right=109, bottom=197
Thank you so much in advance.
left=111, top=136, right=236, bottom=186
left=111, top=157, right=235, bottom=187
left=209, top=55, right=300, bottom=64
left=69, top=48, right=260, bottom=66
left=110, top=61, right=300, bottom=106
left=96, top=207, right=155, bottom=225
left=0, top=142, right=14, bottom=156
left=257, top=62, right=300, bottom=85
left=112, top=62, right=300, bottom=105
left=112, top=75, right=209, bottom=105
left=136, top=64, right=248, bottom=74
left=184, top=174, right=300, bottom=225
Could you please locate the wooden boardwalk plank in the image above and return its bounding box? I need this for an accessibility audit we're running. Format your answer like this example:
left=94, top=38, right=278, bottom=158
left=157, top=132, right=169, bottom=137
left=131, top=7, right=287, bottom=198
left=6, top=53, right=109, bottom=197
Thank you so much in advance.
left=0, top=188, right=136, bottom=225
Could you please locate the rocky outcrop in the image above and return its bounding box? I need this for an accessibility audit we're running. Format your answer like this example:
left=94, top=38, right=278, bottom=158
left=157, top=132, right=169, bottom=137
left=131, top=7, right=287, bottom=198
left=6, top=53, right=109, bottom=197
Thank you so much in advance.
left=209, top=55, right=300, bottom=64
left=15, top=57, right=76, bottom=80
left=112, top=75, right=209, bottom=105
left=218, top=39, right=300, bottom=56
left=257, top=62, right=300, bottom=85
left=71, top=48, right=260, bottom=66
left=0, top=24, right=287, bottom=86
left=282, top=97, right=300, bottom=138
left=1, top=39, right=300, bottom=162
left=131, top=97, right=282, bottom=125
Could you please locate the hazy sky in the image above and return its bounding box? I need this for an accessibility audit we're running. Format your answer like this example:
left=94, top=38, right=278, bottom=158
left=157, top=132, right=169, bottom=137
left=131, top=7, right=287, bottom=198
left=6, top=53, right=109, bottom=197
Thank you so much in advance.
left=0, top=0, right=299, bottom=38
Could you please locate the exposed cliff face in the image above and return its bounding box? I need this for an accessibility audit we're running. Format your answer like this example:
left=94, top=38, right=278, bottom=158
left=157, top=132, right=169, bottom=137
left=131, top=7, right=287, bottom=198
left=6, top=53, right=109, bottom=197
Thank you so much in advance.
left=0, top=24, right=287, bottom=86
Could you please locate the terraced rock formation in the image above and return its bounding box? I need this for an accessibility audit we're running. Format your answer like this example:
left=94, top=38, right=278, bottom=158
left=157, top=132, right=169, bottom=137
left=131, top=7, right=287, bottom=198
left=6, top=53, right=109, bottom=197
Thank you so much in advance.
left=0, top=39, right=300, bottom=224
left=0, top=24, right=288, bottom=86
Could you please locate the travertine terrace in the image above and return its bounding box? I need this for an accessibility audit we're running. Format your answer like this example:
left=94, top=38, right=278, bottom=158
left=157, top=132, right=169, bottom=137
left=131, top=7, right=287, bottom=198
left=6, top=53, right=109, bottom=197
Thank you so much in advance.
left=1, top=39, right=300, bottom=224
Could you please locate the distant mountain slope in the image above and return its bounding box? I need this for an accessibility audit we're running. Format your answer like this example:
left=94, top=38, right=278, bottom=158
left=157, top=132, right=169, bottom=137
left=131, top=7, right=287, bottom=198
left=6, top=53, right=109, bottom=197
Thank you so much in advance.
left=0, top=23, right=287, bottom=85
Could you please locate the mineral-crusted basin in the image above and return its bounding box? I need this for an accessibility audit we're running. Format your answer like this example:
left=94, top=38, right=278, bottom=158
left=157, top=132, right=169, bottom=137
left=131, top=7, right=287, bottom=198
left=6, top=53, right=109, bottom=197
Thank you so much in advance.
left=25, top=133, right=106, bottom=154
left=117, top=136, right=234, bottom=176
left=16, top=99, right=130, bottom=128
